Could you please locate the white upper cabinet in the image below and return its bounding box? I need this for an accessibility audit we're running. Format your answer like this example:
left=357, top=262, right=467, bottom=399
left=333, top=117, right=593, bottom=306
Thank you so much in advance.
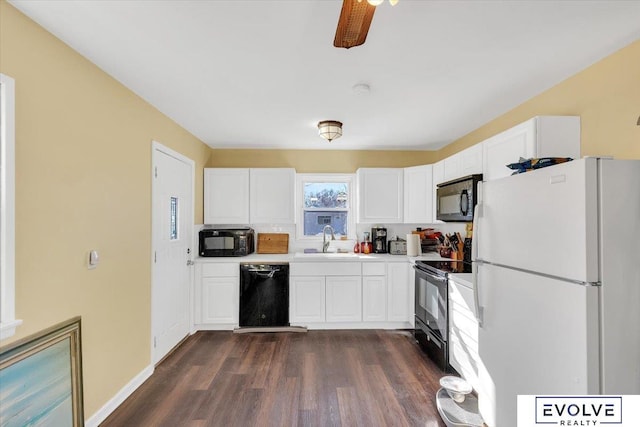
left=249, top=168, right=295, bottom=224
left=204, top=168, right=250, bottom=224
left=357, top=168, right=404, bottom=223
left=204, top=168, right=295, bottom=225
left=432, top=160, right=445, bottom=223
left=459, top=144, right=483, bottom=177
left=403, top=164, right=433, bottom=223
left=482, top=116, right=581, bottom=181
left=443, top=144, right=483, bottom=182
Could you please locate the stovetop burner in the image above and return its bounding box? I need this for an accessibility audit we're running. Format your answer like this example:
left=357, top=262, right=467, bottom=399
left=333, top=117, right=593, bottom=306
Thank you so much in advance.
left=415, top=260, right=472, bottom=276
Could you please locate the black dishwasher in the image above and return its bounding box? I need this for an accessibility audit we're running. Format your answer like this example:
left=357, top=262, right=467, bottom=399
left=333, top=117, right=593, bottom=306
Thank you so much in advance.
left=239, top=263, right=289, bottom=327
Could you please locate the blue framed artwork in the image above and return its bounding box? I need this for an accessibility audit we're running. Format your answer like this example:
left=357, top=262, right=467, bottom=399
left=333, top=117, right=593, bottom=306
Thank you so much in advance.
left=0, top=317, right=84, bottom=426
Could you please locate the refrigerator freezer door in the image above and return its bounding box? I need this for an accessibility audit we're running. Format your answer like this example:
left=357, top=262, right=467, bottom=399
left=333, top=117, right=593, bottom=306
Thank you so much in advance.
left=599, top=159, right=640, bottom=393
left=477, top=263, right=600, bottom=427
left=476, top=158, right=598, bottom=283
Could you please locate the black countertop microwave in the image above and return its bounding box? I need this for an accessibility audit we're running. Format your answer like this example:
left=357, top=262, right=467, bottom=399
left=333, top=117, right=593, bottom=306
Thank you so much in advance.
left=199, top=227, right=255, bottom=257
left=436, top=174, right=483, bottom=222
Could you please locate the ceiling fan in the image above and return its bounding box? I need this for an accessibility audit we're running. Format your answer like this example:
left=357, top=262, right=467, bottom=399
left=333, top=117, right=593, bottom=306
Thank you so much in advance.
left=334, top=0, right=398, bottom=49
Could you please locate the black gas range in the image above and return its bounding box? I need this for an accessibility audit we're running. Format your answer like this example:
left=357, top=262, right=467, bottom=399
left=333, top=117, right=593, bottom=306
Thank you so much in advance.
left=413, top=259, right=472, bottom=371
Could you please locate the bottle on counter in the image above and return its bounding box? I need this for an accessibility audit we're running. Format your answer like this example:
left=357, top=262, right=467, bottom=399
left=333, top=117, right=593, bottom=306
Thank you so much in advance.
left=353, top=233, right=360, bottom=253
left=362, top=232, right=372, bottom=254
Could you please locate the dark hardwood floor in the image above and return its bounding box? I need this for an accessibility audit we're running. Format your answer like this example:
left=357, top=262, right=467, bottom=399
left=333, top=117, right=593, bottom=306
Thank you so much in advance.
left=100, top=330, right=447, bottom=427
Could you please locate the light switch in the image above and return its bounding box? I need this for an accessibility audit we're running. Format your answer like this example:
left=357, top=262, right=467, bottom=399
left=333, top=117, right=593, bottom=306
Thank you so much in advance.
left=88, top=250, right=99, bottom=269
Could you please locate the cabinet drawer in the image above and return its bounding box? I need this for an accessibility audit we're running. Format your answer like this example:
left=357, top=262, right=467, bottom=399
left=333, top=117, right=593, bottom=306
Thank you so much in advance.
left=290, top=262, right=360, bottom=276
left=202, top=262, right=239, bottom=278
left=362, top=262, right=386, bottom=276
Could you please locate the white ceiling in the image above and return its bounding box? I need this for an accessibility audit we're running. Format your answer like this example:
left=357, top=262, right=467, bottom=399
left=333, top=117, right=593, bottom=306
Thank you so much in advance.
left=9, top=0, right=640, bottom=151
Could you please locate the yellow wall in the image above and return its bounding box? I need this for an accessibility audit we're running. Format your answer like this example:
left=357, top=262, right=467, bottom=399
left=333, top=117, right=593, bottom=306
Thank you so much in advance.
left=207, top=149, right=436, bottom=172
left=437, top=40, right=640, bottom=160
left=0, top=1, right=210, bottom=419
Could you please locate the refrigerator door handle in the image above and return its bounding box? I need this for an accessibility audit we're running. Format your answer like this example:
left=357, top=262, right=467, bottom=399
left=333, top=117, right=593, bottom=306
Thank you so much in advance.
left=473, top=263, right=483, bottom=327
left=472, top=201, right=483, bottom=326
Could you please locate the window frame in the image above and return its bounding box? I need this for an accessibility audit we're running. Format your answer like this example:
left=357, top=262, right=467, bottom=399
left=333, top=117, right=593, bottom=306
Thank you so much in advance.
left=296, top=173, right=356, bottom=241
left=1, top=73, right=21, bottom=340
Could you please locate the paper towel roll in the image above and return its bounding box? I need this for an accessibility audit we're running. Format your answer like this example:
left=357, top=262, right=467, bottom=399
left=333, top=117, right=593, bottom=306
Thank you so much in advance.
left=406, top=234, right=421, bottom=257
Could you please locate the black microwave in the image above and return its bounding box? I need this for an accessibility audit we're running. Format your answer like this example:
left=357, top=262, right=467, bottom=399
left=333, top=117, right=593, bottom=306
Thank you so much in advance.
left=436, top=174, right=482, bottom=222
left=199, top=227, right=255, bottom=257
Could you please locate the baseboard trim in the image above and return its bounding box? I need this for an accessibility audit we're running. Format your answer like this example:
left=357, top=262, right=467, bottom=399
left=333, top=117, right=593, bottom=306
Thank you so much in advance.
left=85, top=364, right=154, bottom=427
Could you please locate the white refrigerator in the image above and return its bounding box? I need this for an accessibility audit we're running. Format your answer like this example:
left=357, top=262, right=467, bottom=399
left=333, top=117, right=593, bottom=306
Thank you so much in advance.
left=472, top=157, right=640, bottom=427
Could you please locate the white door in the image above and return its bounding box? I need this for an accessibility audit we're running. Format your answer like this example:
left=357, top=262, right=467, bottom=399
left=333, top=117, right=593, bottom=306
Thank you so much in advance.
left=403, top=165, right=433, bottom=223
left=387, top=262, right=410, bottom=322
left=477, top=263, right=600, bottom=427
left=362, top=276, right=386, bottom=322
left=290, top=276, right=325, bottom=323
left=477, top=158, right=598, bottom=283
left=249, top=168, right=295, bottom=224
left=152, top=142, right=194, bottom=364
left=357, top=168, right=404, bottom=223
left=325, top=276, right=362, bottom=322
left=203, top=168, right=249, bottom=224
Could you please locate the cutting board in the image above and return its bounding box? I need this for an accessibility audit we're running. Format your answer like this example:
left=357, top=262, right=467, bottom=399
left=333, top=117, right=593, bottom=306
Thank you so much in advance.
left=257, top=233, right=289, bottom=254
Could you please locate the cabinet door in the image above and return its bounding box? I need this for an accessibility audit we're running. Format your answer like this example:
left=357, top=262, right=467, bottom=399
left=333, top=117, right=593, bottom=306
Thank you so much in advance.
left=459, top=144, right=483, bottom=176
left=362, top=276, right=386, bottom=322
left=204, top=168, right=250, bottom=224
left=249, top=168, right=295, bottom=224
left=290, top=276, right=326, bottom=323
left=201, top=277, right=238, bottom=324
left=357, top=168, right=403, bottom=223
left=403, top=165, right=433, bottom=223
left=482, top=120, right=536, bottom=181
left=432, top=160, right=445, bottom=223
left=442, top=153, right=461, bottom=182
left=326, top=276, right=362, bottom=322
left=387, top=262, right=411, bottom=322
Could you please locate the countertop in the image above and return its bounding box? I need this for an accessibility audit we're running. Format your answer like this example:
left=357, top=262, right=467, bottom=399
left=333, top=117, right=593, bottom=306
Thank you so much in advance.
left=195, top=251, right=451, bottom=264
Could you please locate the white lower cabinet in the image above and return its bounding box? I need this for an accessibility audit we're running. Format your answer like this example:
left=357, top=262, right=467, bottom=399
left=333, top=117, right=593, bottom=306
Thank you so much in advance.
left=448, top=278, right=480, bottom=392
left=326, top=276, right=362, bottom=322
left=289, top=261, right=412, bottom=328
left=195, top=262, right=239, bottom=328
left=387, top=262, right=411, bottom=322
left=290, top=276, right=326, bottom=323
left=362, top=276, right=386, bottom=322
left=202, top=277, right=238, bottom=324
left=362, top=262, right=387, bottom=322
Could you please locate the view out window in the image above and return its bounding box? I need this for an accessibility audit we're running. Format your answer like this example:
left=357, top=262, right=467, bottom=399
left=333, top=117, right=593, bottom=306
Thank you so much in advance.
left=297, top=175, right=354, bottom=238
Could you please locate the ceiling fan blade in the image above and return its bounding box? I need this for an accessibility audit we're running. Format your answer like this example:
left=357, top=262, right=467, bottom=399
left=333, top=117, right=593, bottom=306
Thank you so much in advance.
left=334, top=0, right=376, bottom=49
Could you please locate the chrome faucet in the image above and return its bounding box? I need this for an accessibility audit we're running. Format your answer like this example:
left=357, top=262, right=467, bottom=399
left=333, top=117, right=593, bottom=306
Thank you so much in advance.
left=322, top=225, right=336, bottom=253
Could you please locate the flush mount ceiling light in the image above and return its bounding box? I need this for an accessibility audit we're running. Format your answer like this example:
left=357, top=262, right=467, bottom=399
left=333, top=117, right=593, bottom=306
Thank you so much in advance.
left=318, top=121, right=343, bottom=142
left=334, top=0, right=398, bottom=49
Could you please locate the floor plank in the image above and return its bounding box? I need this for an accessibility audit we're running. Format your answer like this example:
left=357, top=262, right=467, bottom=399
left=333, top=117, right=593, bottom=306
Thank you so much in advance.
left=100, top=330, right=446, bottom=427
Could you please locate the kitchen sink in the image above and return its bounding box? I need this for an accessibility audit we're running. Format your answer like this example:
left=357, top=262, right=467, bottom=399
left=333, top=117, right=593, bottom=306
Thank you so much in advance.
left=293, top=252, right=360, bottom=259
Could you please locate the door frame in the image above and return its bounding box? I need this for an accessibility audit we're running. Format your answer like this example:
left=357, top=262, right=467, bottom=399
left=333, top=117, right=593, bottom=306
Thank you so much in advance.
left=151, top=140, right=195, bottom=364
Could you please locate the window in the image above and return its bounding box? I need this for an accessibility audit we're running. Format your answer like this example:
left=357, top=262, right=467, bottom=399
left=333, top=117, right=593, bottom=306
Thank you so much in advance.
left=170, top=196, right=178, bottom=240
left=1, top=73, right=21, bottom=340
left=296, top=174, right=355, bottom=239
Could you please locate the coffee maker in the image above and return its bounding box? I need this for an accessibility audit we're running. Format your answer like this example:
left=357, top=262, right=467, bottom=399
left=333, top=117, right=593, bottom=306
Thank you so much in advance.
left=371, top=227, right=387, bottom=253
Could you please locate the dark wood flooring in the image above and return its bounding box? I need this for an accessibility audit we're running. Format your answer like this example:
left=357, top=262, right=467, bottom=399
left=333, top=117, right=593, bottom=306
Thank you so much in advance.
left=100, top=330, right=447, bottom=427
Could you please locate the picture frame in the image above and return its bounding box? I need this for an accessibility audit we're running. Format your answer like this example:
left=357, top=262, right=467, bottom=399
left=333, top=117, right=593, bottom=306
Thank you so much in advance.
left=0, top=316, right=84, bottom=427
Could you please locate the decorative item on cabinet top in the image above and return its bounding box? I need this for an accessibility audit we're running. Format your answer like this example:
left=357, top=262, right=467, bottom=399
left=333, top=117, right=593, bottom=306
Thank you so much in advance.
left=257, top=233, right=289, bottom=254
